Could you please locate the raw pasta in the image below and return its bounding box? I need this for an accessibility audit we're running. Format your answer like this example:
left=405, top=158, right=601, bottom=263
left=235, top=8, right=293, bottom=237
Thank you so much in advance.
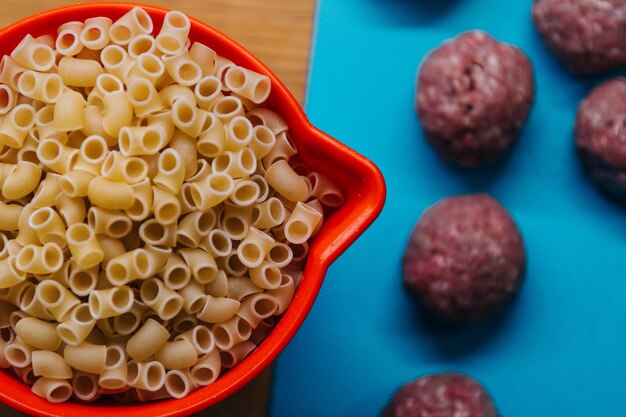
left=0, top=6, right=343, bottom=405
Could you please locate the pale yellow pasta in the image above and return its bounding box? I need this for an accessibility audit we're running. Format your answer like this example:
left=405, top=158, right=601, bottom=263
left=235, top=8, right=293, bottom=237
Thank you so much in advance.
left=0, top=104, right=35, bottom=149
left=155, top=339, right=197, bottom=370
left=138, top=218, right=177, bottom=247
left=153, top=148, right=185, bottom=194
left=6, top=240, right=24, bottom=258
left=1, top=161, right=40, bottom=199
left=266, top=242, right=293, bottom=268
left=163, top=51, right=202, bottom=87
left=176, top=210, right=215, bottom=248
left=89, top=73, right=124, bottom=104
left=88, top=207, right=132, bottom=238
left=248, top=125, right=276, bottom=160
left=105, top=248, right=152, bottom=286
left=147, top=111, right=176, bottom=147
left=66, top=130, right=87, bottom=149
left=237, top=293, right=278, bottom=329
left=160, top=253, right=191, bottom=290
left=190, top=43, right=217, bottom=77
left=204, top=270, right=228, bottom=299
left=196, top=113, right=224, bottom=158
left=68, top=263, right=98, bottom=297
left=174, top=325, right=214, bottom=355
left=14, top=317, right=61, bottom=351
left=213, top=55, right=236, bottom=89
left=224, top=66, right=271, bottom=104
left=212, top=314, right=252, bottom=352
left=212, top=148, right=257, bottom=179
left=31, top=351, right=72, bottom=379
left=169, top=129, right=197, bottom=178
left=54, top=90, right=85, bottom=132
left=178, top=280, right=207, bottom=315
left=10, top=34, right=55, bottom=72
left=264, top=160, right=309, bottom=203
left=127, top=360, right=165, bottom=392
left=0, top=84, right=17, bottom=116
left=109, top=7, right=153, bottom=46
left=87, top=176, right=135, bottom=210
left=220, top=341, right=256, bottom=369
left=225, top=276, right=263, bottom=301
left=170, top=96, right=206, bottom=137
left=28, top=207, right=66, bottom=247
left=159, top=84, right=196, bottom=109
left=247, top=107, right=289, bottom=134
left=4, top=336, right=34, bottom=369
left=189, top=348, right=220, bottom=386
left=82, top=106, right=115, bottom=146
left=0, top=256, right=25, bottom=289
left=152, top=185, right=181, bottom=225
left=263, top=131, right=297, bottom=168
left=230, top=179, right=260, bottom=207
left=171, top=312, right=198, bottom=334
left=129, top=52, right=165, bottom=84
left=73, top=372, right=100, bottom=402
left=212, top=96, right=245, bottom=122
left=196, top=295, right=240, bottom=324
left=80, top=17, right=112, bottom=50
left=126, top=318, right=169, bottom=361
left=98, top=345, right=127, bottom=390
left=190, top=173, right=234, bottom=210
left=56, top=21, right=84, bottom=56
left=0, top=280, right=32, bottom=307
left=252, top=197, right=285, bottom=229
left=128, top=34, right=156, bottom=59
left=17, top=136, right=39, bottom=164
left=113, top=302, right=144, bottom=336
left=35, top=280, right=80, bottom=322
left=58, top=57, right=103, bottom=88
left=56, top=304, right=93, bottom=347
left=63, top=342, right=107, bottom=374
left=73, top=135, right=108, bottom=176
left=284, top=201, right=323, bottom=244
left=0, top=202, right=23, bottom=231
left=126, top=77, right=165, bottom=118
left=118, top=126, right=163, bottom=158
left=178, top=248, right=219, bottom=284
left=178, top=183, right=196, bottom=215
left=31, top=377, right=73, bottom=403
left=249, top=261, right=282, bottom=290
left=17, top=71, right=63, bottom=104
left=19, top=285, right=54, bottom=320
left=140, top=278, right=184, bottom=320
left=164, top=368, right=197, bottom=399
left=96, top=236, right=126, bottom=269
left=194, top=75, right=222, bottom=111
left=126, top=178, right=153, bottom=221
left=89, top=286, right=134, bottom=319
left=102, top=90, right=133, bottom=137
left=58, top=169, right=95, bottom=198
left=0, top=234, right=8, bottom=260
left=0, top=56, right=27, bottom=92
left=65, top=223, right=103, bottom=269
left=221, top=203, right=253, bottom=241
left=54, top=193, right=87, bottom=225
left=156, top=11, right=190, bottom=56
left=101, top=151, right=148, bottom=185
left=15, top=243, right=63, bottom=275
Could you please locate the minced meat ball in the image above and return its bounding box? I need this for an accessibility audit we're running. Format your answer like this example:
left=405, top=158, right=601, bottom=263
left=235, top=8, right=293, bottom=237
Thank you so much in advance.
left=532, top=0, right=626, bottom=75
left=402, top=194, right=525, bottom=323
left=382, top=373, right=500, bottom=417
left=416, top=31, right=534, bottom=168
left=576, top=78, right=626, bottom=202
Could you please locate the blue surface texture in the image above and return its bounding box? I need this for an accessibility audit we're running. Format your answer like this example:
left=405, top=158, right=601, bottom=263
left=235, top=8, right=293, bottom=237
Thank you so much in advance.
left=270, top=0, right=626, bottom=416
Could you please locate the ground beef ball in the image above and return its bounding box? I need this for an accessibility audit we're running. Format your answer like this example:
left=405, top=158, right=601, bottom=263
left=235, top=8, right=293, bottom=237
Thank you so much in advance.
left=575, top=78, right=626, bottom=202
left=416, top=31, right=534, bottom=168
left=532, top=0, right=626, bottom=75
left=402, top=194, right=525, bottom=323
left=382, top=373, right=500, bottom=417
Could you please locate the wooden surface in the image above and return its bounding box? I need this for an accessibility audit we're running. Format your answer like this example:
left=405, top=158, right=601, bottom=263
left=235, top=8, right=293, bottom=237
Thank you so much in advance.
left=0, top=0, right=316, bottom=416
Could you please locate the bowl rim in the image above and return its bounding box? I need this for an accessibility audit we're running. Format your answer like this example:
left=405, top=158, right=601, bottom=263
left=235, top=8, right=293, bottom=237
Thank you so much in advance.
left=0, top=3, right=386, bottom=417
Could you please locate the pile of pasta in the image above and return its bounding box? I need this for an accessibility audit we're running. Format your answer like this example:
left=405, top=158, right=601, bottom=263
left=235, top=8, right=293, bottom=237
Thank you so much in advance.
left=0, top=7, right=343, bottom=404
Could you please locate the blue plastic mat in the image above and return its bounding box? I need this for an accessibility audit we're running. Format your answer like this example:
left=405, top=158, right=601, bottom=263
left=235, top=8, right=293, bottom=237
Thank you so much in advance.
left=270, top=0, right=626, bottom=416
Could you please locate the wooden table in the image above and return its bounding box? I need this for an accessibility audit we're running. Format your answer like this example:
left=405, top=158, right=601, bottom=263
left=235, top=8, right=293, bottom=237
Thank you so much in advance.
left=0, top=0, right=316, bottom=416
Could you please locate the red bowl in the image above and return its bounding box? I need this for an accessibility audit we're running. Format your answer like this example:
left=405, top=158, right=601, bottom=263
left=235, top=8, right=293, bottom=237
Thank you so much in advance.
left=0, top=3, right=385, bottom=416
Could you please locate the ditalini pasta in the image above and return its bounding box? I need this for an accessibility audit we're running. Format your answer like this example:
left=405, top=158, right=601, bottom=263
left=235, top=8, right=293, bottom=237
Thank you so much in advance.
left=0, top=6, right=343, bottom=405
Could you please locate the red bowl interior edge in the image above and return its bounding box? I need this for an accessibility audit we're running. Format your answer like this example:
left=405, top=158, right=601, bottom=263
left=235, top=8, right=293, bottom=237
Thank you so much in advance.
left=0, top=3, right=386, bottom=417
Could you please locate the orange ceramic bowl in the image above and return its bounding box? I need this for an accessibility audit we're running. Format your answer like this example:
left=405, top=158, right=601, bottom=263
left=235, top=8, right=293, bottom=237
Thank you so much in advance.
left=0, top=3, right=385, bottom=416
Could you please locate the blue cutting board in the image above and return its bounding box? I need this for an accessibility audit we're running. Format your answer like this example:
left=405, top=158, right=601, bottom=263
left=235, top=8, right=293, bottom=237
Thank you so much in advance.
left=270, top=0, right=626, bottom=416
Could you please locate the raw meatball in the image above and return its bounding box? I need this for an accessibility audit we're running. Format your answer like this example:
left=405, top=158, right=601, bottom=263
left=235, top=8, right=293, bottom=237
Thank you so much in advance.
left=416, top=31, right=534, bottom=168
left=383, top=373, right=500, bottom=417
left=402, top=194, right=525, bottom=322
left=576, top=78, right=626, bottom=202
left=532, top=0, right=626, bottom=75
